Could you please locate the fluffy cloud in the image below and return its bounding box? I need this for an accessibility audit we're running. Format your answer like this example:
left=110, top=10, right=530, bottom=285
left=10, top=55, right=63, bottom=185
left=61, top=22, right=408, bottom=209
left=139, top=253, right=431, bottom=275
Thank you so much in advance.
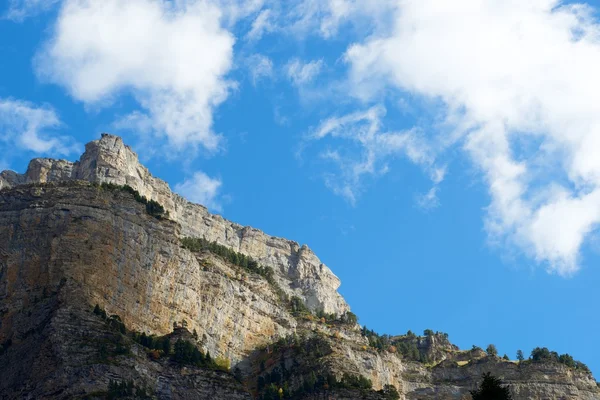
left=307, top=105, right=443, bottom=205
left=35, top=0, right=235, bottom=152
left=0, top=98, right=78, bottom=156
left=344, top=0, right=600, bottom=274
left=2, top=0, right=60, bottom=21
left=174, top=171, right=224, bottom=212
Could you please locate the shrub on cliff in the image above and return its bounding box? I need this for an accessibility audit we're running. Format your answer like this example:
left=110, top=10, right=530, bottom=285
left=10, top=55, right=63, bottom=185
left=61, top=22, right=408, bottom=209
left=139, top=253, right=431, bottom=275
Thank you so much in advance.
left=100, top=183, right=167, bottom=219
left=379, top=384, right=400, bottom=400
left=529, top=347, right=590, bottom=372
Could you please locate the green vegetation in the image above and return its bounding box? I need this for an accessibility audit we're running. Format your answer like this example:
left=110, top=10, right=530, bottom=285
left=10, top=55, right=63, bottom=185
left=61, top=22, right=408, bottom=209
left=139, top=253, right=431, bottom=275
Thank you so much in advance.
left=181, top=237, right=288, bottom=303
left=132, top=331, right=170, bottom=354
left=258, top=371, right=374, bottom=399
left=254, top=334, right=376, bottom=399
left=378, top=384, right=400, bottom=400
left=99, top=182, right=167, bottom=219
left=529, top=347, right=590, bottom=373
left=516, top=349, right=524, bottom=362
left=361, top=326, right=391, bottom=352
left=396, top=341, right=422, bottom=362
left=470, top=372, right=513, bottom=400
left=106, top=379, right=151, bottom=399
left=92, top=304, right=227, bottom=372
left=359, top=326, right=451, bottom=363
left=181, top=237, right=359, bottom=326
left=486, top=344, right=498, bottom=357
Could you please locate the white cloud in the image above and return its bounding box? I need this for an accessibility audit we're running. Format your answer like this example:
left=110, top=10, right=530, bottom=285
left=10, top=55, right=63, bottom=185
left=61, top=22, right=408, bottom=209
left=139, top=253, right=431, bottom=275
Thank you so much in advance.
left=307, top=105, right=443, bottom=205
left=246, top=9, right=274, bottom=41
left=416, top=187, right=440, bottom=210
left=3, top=0, right=60, bottom=21
left=246, top=54, right=274, bottom=85
left=0, top=98, right=78, bottom=155
left=175, top=171, right=224, bottom=212
left=35, top=0, right=235, bottom=152
left=286, top=58, right=324, bottom=86
left=281, top=0, right=396, bottom=39
left=344, top=0, right=600, bottom=275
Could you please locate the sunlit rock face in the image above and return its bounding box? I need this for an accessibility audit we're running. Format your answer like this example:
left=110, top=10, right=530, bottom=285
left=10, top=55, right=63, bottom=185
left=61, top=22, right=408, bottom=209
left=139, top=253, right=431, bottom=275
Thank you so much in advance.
left=0, top=133, right=349, bottom=316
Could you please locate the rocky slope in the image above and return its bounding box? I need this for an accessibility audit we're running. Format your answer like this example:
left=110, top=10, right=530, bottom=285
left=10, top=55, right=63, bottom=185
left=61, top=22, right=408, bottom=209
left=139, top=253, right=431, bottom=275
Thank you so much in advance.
left=0, top=134, right=598, bottom=400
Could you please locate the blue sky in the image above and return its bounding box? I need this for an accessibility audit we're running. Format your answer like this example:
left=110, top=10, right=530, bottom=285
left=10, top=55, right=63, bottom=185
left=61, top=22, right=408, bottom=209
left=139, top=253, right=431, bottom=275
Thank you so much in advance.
left=1, top=0, right=600, bottom=377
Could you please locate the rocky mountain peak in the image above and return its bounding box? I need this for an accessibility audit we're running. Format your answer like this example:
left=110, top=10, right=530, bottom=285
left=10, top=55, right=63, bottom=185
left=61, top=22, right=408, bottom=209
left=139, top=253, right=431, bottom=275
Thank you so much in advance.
left=0, top=133, right=348, bottom=315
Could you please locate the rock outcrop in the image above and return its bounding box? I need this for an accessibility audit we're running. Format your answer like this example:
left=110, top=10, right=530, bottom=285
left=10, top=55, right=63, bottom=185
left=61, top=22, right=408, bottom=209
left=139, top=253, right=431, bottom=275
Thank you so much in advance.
left=0, top=134, right=348, bottom=316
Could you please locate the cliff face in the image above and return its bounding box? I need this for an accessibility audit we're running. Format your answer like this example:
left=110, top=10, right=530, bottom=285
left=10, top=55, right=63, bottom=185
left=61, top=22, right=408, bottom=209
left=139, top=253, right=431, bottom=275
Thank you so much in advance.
left=0, top=183, right=296, bottom=366
left=0, top=134, right=598, bottom=400
left=0, top=133, right=348, bottom=316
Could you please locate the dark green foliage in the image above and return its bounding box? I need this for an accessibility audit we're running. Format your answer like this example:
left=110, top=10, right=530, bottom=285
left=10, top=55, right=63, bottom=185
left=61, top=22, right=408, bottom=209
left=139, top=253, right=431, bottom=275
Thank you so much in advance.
left=98, top=343, right=108, bottom=360
left=170, top=339, right=222, bottom=370
left=339, top=373, right=373, bottom=390
left=100, top=183, right=167, bottom=219
left=92, top=305, right=126, bottom=335
left=258, top=371, right=374, bottom=399
left=361, top=326, right=389, bottom=352
left=172, top=338, right=205, bottom=365
left=379, top=384, right=400, bottom=400
left=486, top=344, right=498, bottom=357
left=423, top=329, right=434, bottom=337
left=361, top=326, right=438, bottom=363
left=93, top=303, right=107, bottom=319
left=341, top=311, right=358, bottom=325
left=289, top=296, right=310, bottom=316
left=181, top=237, right=288, bottom=303
left=396, top=341, right=421, bottom=362
left=559, top=354, right=576, bottom=368
left=107, top=379, right=150, bottom=399
left=132, top=332, right=170, bottom=354
left=261, top=384, right=283, bottom=400
left=107, top=380, right=133, bottom=399
left=107, top=314, right=126, bottom=334
left=470, top=372, right=513, bottom=400
left=530, top=347, right=590, bottom=372
left=531, top=347, right=555, bottom=362
left=503, top=354, right=510, bottom=361
left=145, top=199, right=165, bottom=218
left=516, top=350, right=524, bottom=362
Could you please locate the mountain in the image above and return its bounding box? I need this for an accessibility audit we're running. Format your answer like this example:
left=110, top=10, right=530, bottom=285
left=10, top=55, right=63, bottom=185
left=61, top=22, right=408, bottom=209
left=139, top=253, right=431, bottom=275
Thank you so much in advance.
left=0, top=134, right=598, bottom=400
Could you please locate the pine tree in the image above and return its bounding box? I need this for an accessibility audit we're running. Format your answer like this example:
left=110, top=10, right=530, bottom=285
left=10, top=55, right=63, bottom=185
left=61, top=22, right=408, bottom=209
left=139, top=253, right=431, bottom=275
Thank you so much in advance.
left=516, top=350, right=524, bottom=362
left=486, top=344, right=498, bottom=357
left=470, top=372, right=513, bottom=400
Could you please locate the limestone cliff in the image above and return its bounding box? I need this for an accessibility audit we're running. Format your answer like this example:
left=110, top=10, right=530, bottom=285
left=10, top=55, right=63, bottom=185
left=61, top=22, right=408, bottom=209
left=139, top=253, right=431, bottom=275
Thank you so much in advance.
left=0, top=133, right=348, bottom=316
left=0, top=134, right=598, bottom=400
